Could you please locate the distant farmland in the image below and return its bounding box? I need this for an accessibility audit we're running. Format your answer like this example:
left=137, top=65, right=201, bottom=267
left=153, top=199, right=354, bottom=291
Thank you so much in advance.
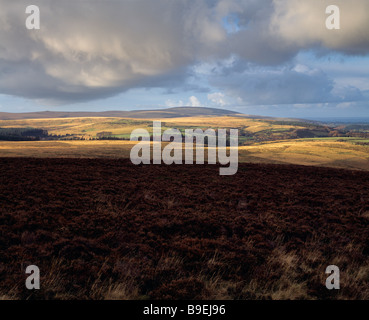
left=0, top=115, right=368, bottom=171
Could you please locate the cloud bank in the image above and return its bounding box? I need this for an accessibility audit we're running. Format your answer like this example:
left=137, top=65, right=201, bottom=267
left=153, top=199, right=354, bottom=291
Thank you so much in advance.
left=0, top=0, right=368, bottom=106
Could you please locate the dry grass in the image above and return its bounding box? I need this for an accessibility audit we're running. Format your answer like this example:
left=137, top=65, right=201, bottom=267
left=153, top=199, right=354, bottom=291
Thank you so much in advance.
left=1, top=138, right=368, bottom=171
left=1, top=115, right=368, bottom=171
left=0, top=292, right=18, bottom=300
left=0, top=116, right=300, bottom=137
left=0, top=140, right=135, bottom=158
left=239, top=140, right=369, bottom=170
left=162, top=116, right=301, bottom=133
left=91, top=276, right=141, bottom=300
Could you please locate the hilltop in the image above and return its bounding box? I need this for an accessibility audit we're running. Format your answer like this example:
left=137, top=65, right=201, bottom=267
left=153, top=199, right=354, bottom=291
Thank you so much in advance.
left=0, top=107, right=245, bottom=120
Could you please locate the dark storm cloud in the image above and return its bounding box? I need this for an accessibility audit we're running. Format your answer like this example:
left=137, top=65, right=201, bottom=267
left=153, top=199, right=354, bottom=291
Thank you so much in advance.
left=210, top=64, right=365, bottom=105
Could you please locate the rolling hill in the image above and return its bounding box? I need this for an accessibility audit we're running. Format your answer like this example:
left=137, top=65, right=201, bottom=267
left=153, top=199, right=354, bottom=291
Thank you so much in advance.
left=0, top=107, right=368, bottom=171
left=0, top=107, right=243, bottom=120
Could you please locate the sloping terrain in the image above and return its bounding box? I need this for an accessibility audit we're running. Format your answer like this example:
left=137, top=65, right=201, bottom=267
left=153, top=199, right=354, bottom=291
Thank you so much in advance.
left=0, top=110, right=368, bottom=172
left=0, top=115, right=301, bottom=139
left=1, top=158, right=368, bottom=300
left=0, top=107, right=241, bottom=120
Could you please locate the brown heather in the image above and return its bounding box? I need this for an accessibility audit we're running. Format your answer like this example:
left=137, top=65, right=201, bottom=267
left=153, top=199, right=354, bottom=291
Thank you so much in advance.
left=0, top=158, right=368, bottom=300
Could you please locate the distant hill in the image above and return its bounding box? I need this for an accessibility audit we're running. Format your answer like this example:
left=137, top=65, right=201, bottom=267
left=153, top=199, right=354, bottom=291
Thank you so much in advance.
left=0, top=107, right=244, bottom=120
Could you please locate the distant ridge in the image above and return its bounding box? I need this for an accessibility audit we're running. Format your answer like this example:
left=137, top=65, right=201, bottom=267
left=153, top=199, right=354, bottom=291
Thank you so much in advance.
left=0, top=107, right=243, bottom=120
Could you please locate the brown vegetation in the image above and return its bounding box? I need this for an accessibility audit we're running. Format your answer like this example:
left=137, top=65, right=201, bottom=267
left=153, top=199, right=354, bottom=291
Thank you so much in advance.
left=0, top=158, right=369, bottom=300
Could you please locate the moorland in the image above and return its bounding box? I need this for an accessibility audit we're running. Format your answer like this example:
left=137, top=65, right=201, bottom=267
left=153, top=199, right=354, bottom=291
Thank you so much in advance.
left=0, top=107, right=368, bottom=171
left=1, top=107, right=369, bottom=300
left=1, top=158, right=368, bottom=300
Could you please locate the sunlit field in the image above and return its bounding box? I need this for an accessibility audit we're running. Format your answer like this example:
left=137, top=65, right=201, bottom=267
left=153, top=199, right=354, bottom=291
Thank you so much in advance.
left=0, top=116, right=303, bottom=138
left=1, top=139, right=369, bottom=171
left=239, top=140, right=369, bottom=170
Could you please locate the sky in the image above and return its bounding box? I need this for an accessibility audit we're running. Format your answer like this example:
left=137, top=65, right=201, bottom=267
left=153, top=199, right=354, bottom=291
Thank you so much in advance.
left=0, top=0, right=368, bottom=119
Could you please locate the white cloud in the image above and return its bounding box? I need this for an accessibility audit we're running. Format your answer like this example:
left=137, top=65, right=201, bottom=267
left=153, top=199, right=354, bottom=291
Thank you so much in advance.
left=271, top=0, right=369, bottom=54
left=189, top=96, right=202, bottom=107
left=208, top=92, right=228, bottom=106
left=165, top=96, right=202, bottom=107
